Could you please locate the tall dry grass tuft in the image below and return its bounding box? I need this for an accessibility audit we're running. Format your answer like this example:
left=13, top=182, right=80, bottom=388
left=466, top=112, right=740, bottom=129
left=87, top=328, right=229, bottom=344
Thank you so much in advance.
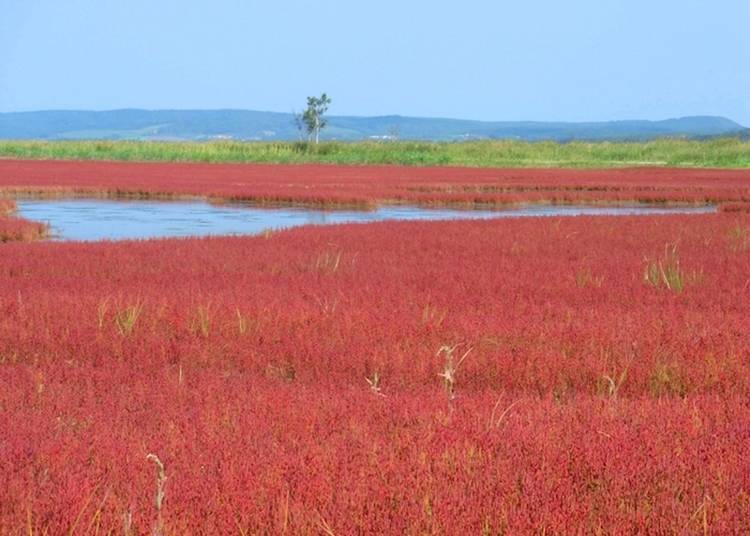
left=314, top=250, right=343, bottom=273
left=190, top=305, right=211, bottom=338
left=727, top=224, right=750, bottom=252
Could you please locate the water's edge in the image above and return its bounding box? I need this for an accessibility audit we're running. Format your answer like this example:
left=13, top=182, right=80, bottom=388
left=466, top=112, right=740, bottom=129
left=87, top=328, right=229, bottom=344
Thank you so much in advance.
left=17, top=198, right=717, bottom=242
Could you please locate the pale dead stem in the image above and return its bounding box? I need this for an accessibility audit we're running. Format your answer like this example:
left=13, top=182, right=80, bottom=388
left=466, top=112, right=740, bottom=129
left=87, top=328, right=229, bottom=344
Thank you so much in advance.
left=234, top=518, right=249, bottom=536
left=122, top=508, right=133, bottom=536
left=317, top=511, right=336, bottom=535
left=84, top=486, right=112, bottom=534
left=281, top=486, right=290, bottom=533
left=67, top=483, right=107, bottom=536
left=314, top=294, right=339, bottom=314
left=602, top=365, right=629, bottom=399
left=487, top=398, right=522, bottom=431
left=365, top=371, right=385, bottom=396
left=437, top=344, right=473, bottom=400
left=25, top=505, right=33, bottom=536
left=686, top=495, right=712, bottom=535
left=421, top=303, right=448, bottom=327
left=236, top=485, right=291, bottom=534
left=235, top=308, right=248, bottom=335
left=146, top=454, right=167, bottom=536
left=96, top=298, right=110, bottom=330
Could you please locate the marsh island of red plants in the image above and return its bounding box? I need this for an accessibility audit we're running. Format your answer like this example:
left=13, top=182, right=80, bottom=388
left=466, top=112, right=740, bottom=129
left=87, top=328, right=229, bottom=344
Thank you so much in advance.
left=1, top=159, right=750, bottom=533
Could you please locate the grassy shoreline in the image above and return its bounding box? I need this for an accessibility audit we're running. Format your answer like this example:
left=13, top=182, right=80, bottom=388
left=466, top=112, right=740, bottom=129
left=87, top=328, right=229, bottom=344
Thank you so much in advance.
left=1, top=138, right=749, bottom=168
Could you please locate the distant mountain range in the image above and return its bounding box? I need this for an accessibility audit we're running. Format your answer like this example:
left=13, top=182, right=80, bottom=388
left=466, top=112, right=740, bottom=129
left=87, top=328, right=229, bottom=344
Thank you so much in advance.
left=0, top=109, right=746, bottom=142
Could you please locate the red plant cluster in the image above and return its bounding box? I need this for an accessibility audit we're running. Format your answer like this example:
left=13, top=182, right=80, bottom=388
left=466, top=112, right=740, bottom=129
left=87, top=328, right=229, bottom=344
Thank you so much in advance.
left=2, top=205, right=750, bottom=532
left=720, top=202, right=750, bottom=213
left=0, top=217, right=48, bottom=243
left=0, top=198, right=15, bottom=216
left=0, top=198, right=48, bottom=243
left=1, top=159, right=750, bottom=208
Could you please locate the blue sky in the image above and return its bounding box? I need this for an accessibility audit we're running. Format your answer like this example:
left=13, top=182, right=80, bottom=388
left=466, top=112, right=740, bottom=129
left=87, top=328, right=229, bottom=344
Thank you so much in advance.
left=1, top=0, right=748, bottom=124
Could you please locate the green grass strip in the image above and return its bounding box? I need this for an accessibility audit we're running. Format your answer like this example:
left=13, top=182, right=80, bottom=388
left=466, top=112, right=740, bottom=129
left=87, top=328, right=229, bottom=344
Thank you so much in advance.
left=1, top=138, right=749, bottom=168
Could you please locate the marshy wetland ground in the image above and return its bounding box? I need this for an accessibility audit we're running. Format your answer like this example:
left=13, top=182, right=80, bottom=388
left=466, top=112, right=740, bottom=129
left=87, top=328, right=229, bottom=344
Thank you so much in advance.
left=1, top=144, right=750, bottom=532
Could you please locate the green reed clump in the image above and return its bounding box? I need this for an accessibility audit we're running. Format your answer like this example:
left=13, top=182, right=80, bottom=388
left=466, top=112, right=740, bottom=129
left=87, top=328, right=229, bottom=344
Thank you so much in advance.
left=114, top=302, right=143, bottom=336
left=643, top=243, right=705, bottom=293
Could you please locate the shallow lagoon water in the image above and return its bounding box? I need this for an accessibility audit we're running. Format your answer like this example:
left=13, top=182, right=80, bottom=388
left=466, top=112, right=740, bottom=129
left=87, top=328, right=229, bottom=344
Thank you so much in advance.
left=17, top=198, right=716, bottom=242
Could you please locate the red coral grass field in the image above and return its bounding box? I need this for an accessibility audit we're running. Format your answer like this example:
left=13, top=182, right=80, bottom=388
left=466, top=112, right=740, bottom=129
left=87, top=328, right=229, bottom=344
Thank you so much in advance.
left=1, top=160, right=750, bottom=533
left=2, top=159, right=750, bottom=208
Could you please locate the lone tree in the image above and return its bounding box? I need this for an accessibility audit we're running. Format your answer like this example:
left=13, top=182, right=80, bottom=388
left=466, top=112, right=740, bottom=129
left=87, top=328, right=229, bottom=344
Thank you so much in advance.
left=301, top=93, right=331, bottom=144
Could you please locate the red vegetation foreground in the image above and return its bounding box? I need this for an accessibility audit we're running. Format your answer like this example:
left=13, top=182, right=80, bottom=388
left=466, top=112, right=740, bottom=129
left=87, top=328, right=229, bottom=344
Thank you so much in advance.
left=2, top=209, right=750, bottom=533
left=1, top=158, right=750, bottom=207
